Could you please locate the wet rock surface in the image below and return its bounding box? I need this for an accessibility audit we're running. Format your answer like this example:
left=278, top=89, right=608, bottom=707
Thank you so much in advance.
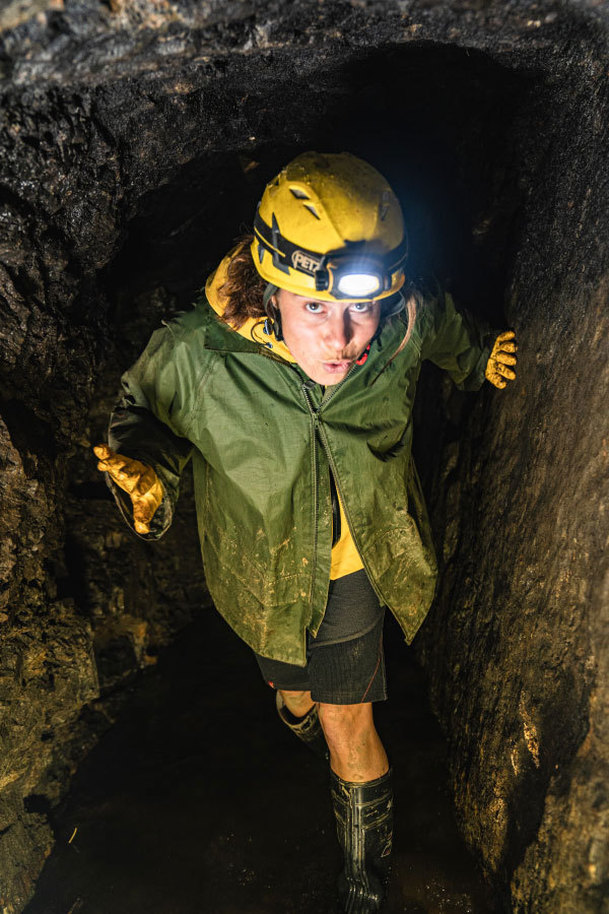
left=0, top=1, right=607, bottom=911
left=413, top=15, right=609, bottom=912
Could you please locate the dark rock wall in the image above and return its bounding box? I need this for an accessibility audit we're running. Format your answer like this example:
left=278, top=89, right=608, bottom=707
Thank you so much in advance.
left=0, top=1, right=607, bottom=911
left=416, top=36, right=609, bottom=914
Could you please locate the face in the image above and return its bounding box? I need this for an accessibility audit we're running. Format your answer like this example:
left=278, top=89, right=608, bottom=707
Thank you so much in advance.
left=274, top=289, right=381, bottom=385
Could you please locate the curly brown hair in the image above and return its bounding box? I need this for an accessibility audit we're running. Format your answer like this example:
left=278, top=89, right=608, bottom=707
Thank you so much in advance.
left=216, top=235, right=267, bottom=329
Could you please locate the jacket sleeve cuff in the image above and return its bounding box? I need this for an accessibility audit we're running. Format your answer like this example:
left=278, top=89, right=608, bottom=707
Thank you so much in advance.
left=453, top=337, right=494, bottom=391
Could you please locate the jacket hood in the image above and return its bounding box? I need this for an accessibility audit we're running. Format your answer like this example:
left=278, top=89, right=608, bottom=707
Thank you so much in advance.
left=205, top=250, right=295, bottom=363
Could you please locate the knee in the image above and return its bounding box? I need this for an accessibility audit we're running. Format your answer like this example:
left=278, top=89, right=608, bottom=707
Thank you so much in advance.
left=278, top=689, right=313, bottom=714
left=318, top=702, right=373, bottom=745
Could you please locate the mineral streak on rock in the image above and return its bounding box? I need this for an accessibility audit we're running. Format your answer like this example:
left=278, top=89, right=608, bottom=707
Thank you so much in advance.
left=0, top=0, right=608, bottom=912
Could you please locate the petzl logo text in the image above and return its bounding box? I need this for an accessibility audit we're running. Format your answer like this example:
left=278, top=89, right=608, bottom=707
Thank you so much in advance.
left=292, top=251, right=321, bottom=274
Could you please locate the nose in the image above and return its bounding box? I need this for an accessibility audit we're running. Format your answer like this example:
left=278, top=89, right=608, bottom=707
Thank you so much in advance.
left=323, top=309, right=352, bottom=352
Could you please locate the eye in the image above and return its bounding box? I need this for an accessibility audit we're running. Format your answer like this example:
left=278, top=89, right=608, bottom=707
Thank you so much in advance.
left=349, top=301, right=373, bottom=314
left=305, top=301, right=324, bottom=313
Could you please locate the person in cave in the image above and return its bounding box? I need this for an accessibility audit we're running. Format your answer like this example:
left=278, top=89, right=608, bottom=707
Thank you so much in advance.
left=94, top=151, right=517, bottom=913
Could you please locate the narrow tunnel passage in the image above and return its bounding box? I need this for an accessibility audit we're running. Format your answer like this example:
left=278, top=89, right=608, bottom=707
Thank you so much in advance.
left=44, top=43, right=527, bottom=912
left=1, top=4, right=607, bottom=913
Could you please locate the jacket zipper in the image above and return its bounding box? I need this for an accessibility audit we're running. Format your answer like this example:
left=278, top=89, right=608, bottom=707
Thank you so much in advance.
left=303, top=365, right=387, bottom=608
left=300, top=379, right=321, bottom=630
left=315, top=417, right=386, bottom=607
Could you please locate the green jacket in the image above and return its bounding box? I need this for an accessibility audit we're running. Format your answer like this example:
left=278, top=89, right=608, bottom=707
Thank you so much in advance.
left=108, top=282, right=491, bottom=665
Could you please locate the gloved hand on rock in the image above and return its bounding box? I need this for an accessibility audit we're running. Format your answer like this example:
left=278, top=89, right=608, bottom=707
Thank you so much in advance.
left=485, top=330, right=518, bottom=389
left=94, top=444, right=163, bottom=534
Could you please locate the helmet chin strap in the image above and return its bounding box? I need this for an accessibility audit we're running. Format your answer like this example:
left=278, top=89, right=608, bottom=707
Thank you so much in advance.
left=380, top=290, right=406, bottom=319
left=263, top=283, right=283, bottom=341
left=263, top=283, right=278, bottom=310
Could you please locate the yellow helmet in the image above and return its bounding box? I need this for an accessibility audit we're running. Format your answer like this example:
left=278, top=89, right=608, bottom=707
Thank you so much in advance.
left=251, top=152, right=407, bottom=302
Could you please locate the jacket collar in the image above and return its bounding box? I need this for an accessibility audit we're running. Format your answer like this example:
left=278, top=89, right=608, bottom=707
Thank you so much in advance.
left=204, top=250, right=295, bottom=362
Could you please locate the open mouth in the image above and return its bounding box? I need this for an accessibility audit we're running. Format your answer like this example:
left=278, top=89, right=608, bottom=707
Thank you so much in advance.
left=322, top=360, right=353, bottom=373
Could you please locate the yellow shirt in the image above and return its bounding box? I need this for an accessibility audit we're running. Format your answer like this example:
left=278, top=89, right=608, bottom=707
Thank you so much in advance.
left=329, top=495, right=365, bottom=579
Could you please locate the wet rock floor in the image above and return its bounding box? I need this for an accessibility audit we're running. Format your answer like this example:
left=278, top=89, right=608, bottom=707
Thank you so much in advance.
left=25, top=609, right=499, bottom=914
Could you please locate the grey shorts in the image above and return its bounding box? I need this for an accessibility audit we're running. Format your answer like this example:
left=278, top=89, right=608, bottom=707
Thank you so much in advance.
left=253, top=570, right=387, bottom=705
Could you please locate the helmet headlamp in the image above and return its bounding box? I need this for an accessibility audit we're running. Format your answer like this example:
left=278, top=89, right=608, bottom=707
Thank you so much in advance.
left=335, top=273, right=383, bottom=298
left=253, top=208, right=407, bottom=302
left=313, top=247, right=392, bottom=300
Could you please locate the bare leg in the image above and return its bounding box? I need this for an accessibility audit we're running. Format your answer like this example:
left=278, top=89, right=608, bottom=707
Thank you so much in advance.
left=318, top=702, right=388, bottom=782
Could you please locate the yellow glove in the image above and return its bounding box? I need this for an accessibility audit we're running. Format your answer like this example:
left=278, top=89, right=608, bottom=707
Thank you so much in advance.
left=94, top=444, right=164, bottom=534
left=485, top=330, right=518, bottom=389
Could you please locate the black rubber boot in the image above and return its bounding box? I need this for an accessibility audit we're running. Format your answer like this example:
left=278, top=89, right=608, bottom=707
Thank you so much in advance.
left=330, top=768, right=393, bottom=913
left=275, top=692, right=329, bottom=761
